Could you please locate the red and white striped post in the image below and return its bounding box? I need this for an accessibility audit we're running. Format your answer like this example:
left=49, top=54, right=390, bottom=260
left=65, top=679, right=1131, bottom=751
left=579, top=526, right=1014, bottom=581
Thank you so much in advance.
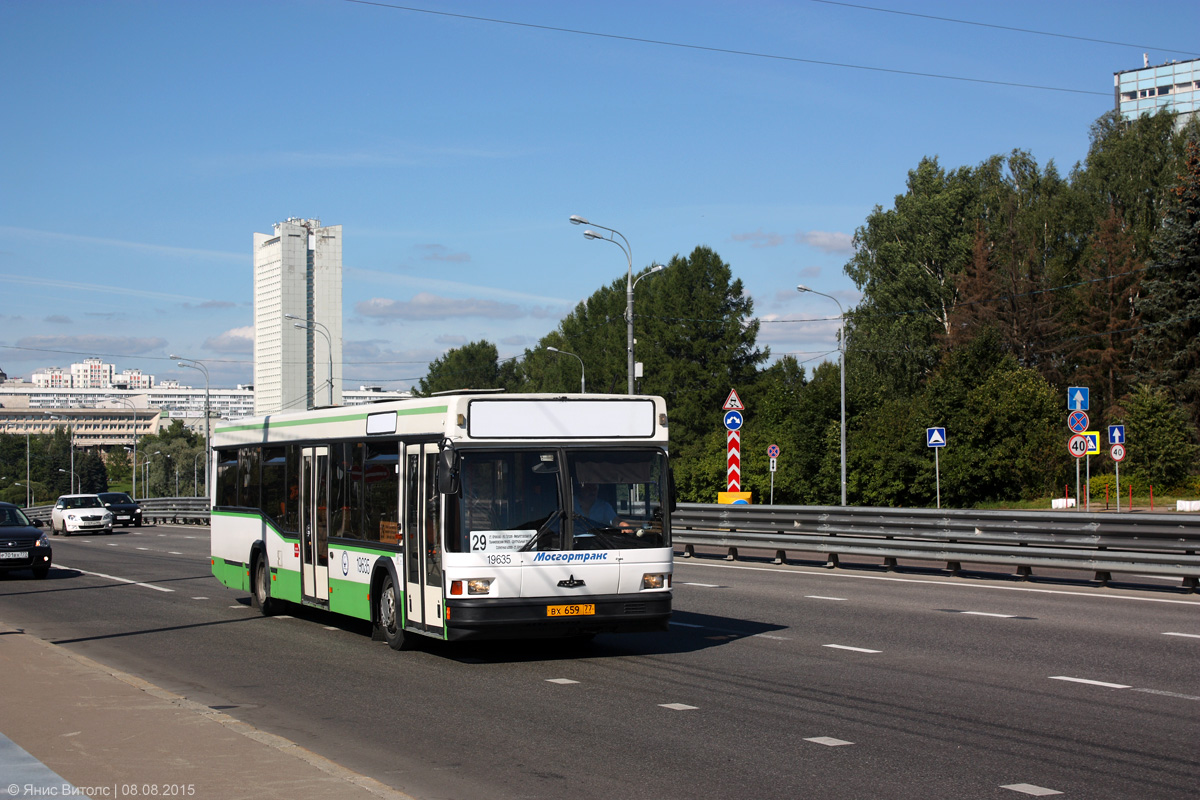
left=727, top=430, right=741, bottom=492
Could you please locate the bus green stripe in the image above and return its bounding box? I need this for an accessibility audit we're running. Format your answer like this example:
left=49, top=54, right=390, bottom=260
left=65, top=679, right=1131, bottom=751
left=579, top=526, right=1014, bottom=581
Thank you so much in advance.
left=215, top=405, right=447, bottom=434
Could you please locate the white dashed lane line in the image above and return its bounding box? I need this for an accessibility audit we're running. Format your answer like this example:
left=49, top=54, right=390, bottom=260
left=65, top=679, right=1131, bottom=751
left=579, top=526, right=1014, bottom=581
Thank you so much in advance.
left=659, top=703, right=697, bottom=711
left=1001, top=784, right=1062, bottom=796
left=805, top=595, right=847, bottom=601
left=1050, top=675, right=1200, bottom=701
left=805, top=737, right=853, bottom=747
left=1164, top=631, right=1200, bottom=639
left=823, top=644, right=882, bottom=654
left=546, top=678, right=579, bottom=685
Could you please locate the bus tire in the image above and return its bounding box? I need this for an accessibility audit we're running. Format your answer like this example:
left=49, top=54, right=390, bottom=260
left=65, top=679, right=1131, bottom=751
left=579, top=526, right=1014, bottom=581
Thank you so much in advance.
left=378, top=573, right=406, bottom=650
left=252, top=554, right=278, bottom=616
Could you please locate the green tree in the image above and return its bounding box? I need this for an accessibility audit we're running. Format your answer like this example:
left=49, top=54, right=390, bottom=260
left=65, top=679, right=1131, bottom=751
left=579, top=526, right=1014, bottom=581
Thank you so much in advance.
left=845, top=157, right=978, bottom=396
left=415, top=340, right=520, bottom=397
left=1132, top=136, right=1200, bottom=429
left=1122, top=384, right=1199, bottom=489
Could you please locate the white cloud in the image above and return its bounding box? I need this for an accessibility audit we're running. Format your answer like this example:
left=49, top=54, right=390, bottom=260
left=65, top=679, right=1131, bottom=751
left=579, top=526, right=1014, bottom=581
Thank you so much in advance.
left=796, top=231, right=854, bottom=254
left=356, top=293, right=524, bottom=321
left=204, top=326, right=254, bottom=354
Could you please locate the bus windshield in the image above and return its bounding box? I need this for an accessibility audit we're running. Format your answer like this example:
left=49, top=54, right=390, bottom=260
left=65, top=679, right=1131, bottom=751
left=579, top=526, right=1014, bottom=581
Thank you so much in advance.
left=448, top=448, right=669, bottom=554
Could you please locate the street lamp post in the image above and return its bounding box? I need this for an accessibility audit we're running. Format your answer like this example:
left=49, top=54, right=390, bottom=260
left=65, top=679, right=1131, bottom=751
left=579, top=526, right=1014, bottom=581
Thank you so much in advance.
left=170, top=356, right=210, bottom=498
left=797, top=284, right=847, bottom=506
left=50, top=414, right=74, bottom=494
left=115, top=397, right=138, bottom=501
left=285, top=314, right=334, bottom=407
left=570, top=216, right=666, bottom=395
left=546, top=347, right=586, bottom=393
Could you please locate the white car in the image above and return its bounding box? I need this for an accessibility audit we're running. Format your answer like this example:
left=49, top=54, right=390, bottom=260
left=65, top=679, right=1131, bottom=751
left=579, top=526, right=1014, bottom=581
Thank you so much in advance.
left=51, top=494, right=114, bottom=535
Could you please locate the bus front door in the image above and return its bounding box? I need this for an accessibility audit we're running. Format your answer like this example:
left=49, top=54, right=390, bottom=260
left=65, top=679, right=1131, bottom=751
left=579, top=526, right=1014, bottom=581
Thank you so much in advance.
left=404, top=443, right=443, bottom=635
left=300, top=446, right=330, bottom=604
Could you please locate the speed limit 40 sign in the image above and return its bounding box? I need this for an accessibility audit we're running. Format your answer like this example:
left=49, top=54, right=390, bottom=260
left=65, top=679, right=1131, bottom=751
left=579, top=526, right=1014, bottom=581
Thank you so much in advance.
left=1110, top=443, right=1126, bottom=462
left=1068, top=434, right=1089, bottom=458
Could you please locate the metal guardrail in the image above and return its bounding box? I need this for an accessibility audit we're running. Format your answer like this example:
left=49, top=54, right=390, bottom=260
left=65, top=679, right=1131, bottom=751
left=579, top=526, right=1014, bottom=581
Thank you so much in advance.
left=671, top=503, right=1200, bottom=590
left=18, top=498, right=210, bottom=526
left=139, top=497, right=210, bottom=525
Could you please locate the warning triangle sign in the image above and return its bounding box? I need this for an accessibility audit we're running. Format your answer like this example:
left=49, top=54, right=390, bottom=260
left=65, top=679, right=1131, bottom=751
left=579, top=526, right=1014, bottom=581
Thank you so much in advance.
left=723, top=388, right=744, bottom=411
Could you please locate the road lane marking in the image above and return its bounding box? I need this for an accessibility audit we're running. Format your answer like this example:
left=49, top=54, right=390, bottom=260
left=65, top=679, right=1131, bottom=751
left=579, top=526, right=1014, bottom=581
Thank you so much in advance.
left=682, top=582, right=722, bottom=587
left=1049, top=676, right=1130, bottom=689
left=659, top=703, right=697, bottom=711
left=546, top=678, right=579, bottom=685
left=805, top=737, right=853, bottom=747
left=1164, top=632, right=1200, bottom=639
left=754, top=634, right=791, bottom=640
left=1001, top=784, right=1062, bottom=796
left=56, top=565, right=174, bottom=593
left=678, top=561, right=1200, bottom=606
left=191, top=596, right=208, bottom=600
left=958, top=611, right=1018, bottom=618
left=1132, top=687, right=1200, bottom=701
left=824, top=644, right=881, bottom=653
left=805, top=595, right=846, bottom=601
left=668, top=621, right=704, bottom=628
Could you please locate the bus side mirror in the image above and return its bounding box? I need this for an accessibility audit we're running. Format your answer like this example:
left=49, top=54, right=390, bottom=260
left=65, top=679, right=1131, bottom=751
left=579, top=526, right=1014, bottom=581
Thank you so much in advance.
left=437, top=442, right=461, bottom=495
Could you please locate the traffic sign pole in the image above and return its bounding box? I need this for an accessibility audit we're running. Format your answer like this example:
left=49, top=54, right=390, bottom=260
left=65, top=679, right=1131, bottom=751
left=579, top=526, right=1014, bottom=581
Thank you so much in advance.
left=935, top=446, right=941, bottom=509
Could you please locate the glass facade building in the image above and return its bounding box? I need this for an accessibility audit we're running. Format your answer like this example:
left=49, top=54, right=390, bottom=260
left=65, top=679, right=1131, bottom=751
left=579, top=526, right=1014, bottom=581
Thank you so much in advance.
left=1115, top=57, right=1199, bottom=128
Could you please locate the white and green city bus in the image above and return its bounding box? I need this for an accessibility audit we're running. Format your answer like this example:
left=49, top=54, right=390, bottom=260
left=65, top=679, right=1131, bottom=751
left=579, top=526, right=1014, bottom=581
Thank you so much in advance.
left=210, top=393, right=673, bottom=646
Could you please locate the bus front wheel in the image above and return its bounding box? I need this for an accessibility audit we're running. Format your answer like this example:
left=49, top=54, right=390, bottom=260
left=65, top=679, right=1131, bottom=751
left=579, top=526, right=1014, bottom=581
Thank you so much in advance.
left=378, top=574, right=405, bottom=651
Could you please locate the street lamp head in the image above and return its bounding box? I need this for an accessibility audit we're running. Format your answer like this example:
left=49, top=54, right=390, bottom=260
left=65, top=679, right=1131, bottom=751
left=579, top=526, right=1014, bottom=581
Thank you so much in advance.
left=582, top=229, right=603, bottom=240
left=569, top=215, right=588, bottom=226
left=546, top=346, right=560, bottom=353
left=293, top=323, right=307, bottom=330
left=649, top=263, right=666, bottom=274
left=796, top=284, right=811, bottom=293
left=284, top=314, right=299, bottom=320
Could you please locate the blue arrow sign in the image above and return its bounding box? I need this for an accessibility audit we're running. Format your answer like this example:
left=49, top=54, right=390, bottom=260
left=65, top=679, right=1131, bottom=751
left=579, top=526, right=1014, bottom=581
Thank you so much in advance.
left=723, top=411, right=744, bottom=431
left=1109, top=425, right=1125, bottom=444
left=1068, top=387, right=1089, bottom=411
left=926, top=427, right=947, bottom=447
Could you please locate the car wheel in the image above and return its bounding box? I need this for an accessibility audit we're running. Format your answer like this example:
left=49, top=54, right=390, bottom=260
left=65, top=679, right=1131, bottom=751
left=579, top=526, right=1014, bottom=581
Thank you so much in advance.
left=32, top=565, right=49, bottom=580
left=252, top=555, right=278, bottom=616
left=377, top=573, right=406, bottom=650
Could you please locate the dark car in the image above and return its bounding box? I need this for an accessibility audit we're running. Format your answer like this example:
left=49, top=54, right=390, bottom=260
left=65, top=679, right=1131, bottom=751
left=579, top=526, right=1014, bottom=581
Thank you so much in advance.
left=98, top=492, right=143, bottom=527
left=0, top=502, right=52, bottom=579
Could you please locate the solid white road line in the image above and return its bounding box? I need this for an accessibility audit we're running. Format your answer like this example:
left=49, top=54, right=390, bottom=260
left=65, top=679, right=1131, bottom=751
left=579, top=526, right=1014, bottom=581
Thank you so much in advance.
left=1049, top=676, right=1131, bottom=689
left=678, top=560, right=1200, bottom=606
left=824, top=644, right=881, bottom=654
left=56, top=565, right=174, bottom=593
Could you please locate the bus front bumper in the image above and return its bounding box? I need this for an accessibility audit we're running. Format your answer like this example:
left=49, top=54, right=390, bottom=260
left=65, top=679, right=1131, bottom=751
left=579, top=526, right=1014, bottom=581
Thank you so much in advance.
left=444, top=592, right=672, bottom=640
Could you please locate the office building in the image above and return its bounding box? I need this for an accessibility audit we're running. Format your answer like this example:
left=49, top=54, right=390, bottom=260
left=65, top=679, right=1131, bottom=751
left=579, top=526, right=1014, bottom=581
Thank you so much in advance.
left=1115, top=56, right=1199, bottom=128
left=253, top=218, right=343, bottom=415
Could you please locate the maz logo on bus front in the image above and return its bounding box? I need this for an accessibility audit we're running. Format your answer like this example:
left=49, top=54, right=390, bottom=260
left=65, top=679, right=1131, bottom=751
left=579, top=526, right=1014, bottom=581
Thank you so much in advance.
left=532, top=552, right=609, bottom=563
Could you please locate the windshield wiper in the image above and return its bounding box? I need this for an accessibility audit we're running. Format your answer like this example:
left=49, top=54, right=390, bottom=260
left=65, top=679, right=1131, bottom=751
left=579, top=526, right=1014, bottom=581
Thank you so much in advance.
left=519, top=510, right=563, bottom=551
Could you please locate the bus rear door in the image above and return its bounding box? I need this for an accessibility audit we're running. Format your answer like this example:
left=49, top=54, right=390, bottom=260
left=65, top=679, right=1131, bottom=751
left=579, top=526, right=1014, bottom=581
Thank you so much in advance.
left=300, top=445, right=330, bottom=604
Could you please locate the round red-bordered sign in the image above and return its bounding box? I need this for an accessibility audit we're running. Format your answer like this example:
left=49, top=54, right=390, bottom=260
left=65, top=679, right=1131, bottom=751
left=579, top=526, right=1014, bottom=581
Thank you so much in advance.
left=1110, top=443, right=1126, bottom=462
left=1068, top=434, right=1089, bottom=459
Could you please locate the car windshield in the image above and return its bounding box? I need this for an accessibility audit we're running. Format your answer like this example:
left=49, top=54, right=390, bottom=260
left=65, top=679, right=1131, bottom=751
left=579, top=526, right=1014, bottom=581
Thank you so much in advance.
left=98, top=493, right=133, bottom=504
left=447, top=448, right=670, bottom=553
left=63, top=496, right=102, bottom=509
left=0, top=507, right=33, bottom=527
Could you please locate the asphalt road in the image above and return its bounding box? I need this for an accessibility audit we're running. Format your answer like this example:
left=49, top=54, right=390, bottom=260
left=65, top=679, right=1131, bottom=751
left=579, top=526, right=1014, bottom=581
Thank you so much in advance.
left=2, top=525, right=1198, bottom=799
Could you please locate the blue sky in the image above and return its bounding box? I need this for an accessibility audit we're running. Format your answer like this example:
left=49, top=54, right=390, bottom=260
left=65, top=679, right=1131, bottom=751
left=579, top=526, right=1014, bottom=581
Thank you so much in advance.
left=2, top=1, right=1197, bottom=391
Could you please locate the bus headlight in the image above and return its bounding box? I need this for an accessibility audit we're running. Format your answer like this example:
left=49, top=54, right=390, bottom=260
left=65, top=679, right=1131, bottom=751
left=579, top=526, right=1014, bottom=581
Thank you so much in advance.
left=641, top=573, right=669, bottom=590
left=451, top=579, right=493, bottom=596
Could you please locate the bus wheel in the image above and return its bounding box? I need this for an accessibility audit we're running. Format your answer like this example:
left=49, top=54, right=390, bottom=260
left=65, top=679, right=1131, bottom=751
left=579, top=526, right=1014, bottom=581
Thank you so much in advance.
left=378, top=574, right=405, bottom=651
left=252, top=555, right=277, bottom=616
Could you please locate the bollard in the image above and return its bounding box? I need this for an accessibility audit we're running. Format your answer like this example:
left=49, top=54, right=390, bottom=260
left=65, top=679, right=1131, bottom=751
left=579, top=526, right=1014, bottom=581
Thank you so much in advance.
left=824, top=552, right=839, bottom=569
left=726, top=547, right=739, bottom=562
left=773, top=550, right=786, bottom=565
